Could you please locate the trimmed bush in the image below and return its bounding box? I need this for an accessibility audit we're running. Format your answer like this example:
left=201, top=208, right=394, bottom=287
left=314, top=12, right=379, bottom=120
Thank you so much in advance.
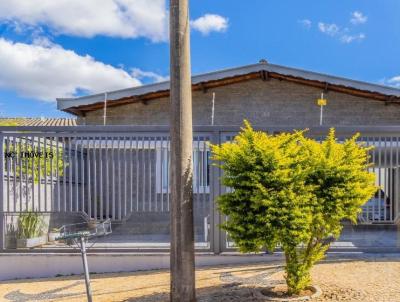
left=211, top=122, right=376, bottom=294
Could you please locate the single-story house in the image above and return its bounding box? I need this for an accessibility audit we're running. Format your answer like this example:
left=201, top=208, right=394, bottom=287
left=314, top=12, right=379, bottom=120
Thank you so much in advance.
left=2, top=61, right=400, bottom=251
left=57, top=61, right=400, bottom=250
left=57, top=60, right=400, bottom=127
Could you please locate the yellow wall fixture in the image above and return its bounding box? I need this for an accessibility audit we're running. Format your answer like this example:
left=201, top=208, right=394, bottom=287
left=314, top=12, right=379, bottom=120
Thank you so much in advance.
left=317, top=93, right=327, bottom=125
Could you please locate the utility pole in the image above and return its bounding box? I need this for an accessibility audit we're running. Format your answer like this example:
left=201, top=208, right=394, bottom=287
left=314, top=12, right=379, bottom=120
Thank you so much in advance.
left=169, top=0, right=196, bottom=301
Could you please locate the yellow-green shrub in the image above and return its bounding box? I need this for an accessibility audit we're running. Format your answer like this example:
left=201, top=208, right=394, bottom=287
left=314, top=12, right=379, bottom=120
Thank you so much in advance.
left=211, top=121, right=376, bottom=294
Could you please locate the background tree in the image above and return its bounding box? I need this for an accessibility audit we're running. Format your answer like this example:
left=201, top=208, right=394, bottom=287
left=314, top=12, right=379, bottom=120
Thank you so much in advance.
left=211, top=122, right=376, bottom=294
left=1, top=119, right=65, bottom=207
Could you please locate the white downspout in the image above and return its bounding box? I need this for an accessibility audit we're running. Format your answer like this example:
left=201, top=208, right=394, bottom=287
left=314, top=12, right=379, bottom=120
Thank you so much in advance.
left=103, top=92, right=107, bottom=126
left=211, top=92, right=215, bottom=126
left=320, top=93, right=324, bottom=126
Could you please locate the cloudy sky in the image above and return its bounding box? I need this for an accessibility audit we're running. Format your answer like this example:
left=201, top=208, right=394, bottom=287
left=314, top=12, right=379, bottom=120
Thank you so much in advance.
left=0, top=0, right=399, bottom=117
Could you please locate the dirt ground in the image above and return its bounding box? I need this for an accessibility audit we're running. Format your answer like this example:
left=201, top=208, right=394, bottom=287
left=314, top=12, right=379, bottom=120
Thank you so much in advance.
left=0, top=259, right=399, bottom=302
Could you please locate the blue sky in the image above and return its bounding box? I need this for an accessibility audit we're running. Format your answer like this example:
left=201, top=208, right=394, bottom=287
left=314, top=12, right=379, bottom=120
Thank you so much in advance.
left=0, top=0, right=399, bottom=118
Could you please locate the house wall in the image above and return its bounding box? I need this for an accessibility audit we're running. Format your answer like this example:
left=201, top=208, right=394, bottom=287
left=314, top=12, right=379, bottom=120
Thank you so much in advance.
left=79, top=78, right=400, bottom=126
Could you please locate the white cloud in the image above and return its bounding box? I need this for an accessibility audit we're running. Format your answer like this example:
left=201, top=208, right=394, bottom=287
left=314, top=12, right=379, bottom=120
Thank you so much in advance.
left=340, top=33, right=366, bottom=43
left=0, top=0, right=168, bottom=41
left=318, top=22, right=340, bottom=36
left=299, top=19, right=312, bottom=29
left=190, top=14, right=228, bottom=35
left=350, top=11, right=368, bottom=25
left=387, top=76, right=400, bottom=87
left=317, top=21, right=365, bottom=44
left=0, top=38, right=147, bottom=101
left=32, top=36, right=56, bottom=48
left=131, top=68, right=168, bottom=83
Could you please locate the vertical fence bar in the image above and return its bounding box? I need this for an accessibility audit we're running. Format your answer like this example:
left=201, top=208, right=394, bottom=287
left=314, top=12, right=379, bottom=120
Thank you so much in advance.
left=153, top=137, right=156, bottom=212
left=111, top=136, right=115, bottom=219
left=68, top=137, right=73, bottom=213
left=384, top=136, right=388, bottom=221
left=135, top=137, right=139, bottom=212
left=155, top=137, right=159, bottom=212
left=50, top=137, right=54, bottom=212
left=150, top=137, right=153, bottom=212
left=12, top=137, right=17, bottom=212
left=117, top=136, right=121, bottom=219
left=87, top=136, right=92, bottom=219
left=38, top=136, right=42, bottom=212
left=75, top=137, right=80, bottom=212
left=160, top=136, right=164, bottom=212
left=62, top=137, right=66, bottom=212
left=105, top=136, right=110, bottom=220
left=123, top=136, right=127, bottom=218
left=129, top=136, right=133, bottom=213
left=80, top=137, right=85, bottom=215
left=364, top=137, right=375, bottom=221
left=93, top=137, right=97, bottom=220
left=56, top=137, right=60, bottom=212
left=383, top=136, right=386, bottom=222
left=167, top=138, right=170, bottom=212
left=371, top=136, right=376, bottom=222
left=210, top=131, right=221, bottom=254
left=99, top=136, right=103, bottom=220
left=24, top=137, right=29, bottom=212
left=204, top=138, right=209, bottom=215
left=31, top=136, right=35, bottom=211
left=378, top=136, right=382, bottom=221
left=196, top=137, right=200, bottom=209
left=18, top=137, right=23, bottom=212
left=0, top=134, right=5, bottom=249
left=157, top=137, right=160, bottom=213
left=141, top=136, right=145, bottom=212
left=202, top=138, right=208, bottom=220
left=6, top=136, right=10, bottom=212
left=44, top=137, right=48, bottom=212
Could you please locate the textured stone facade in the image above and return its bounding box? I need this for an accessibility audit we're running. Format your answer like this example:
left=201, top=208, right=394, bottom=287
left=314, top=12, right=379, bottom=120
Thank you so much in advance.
left=79, top=78, right=400, bottom=126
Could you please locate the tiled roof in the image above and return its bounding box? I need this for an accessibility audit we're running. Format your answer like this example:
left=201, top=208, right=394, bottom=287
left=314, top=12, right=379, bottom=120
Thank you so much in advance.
left=0, top=118, right=77, bottom=126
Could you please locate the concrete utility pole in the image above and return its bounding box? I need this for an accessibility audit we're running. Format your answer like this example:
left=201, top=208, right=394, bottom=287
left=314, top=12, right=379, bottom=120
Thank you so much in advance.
left=169, top=0, right=196, bottom=301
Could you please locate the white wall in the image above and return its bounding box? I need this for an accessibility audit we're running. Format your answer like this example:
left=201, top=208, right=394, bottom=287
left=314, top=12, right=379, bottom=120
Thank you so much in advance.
left=0, top=253, right=283, bottom=281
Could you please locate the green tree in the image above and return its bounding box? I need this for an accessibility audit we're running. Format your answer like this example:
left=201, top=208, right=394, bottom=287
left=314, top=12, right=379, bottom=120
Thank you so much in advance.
left=1, top=119, right=65, bottom=211
left=211, top=122, right=376, bottom=294
left=0, top=119, right=20, bottom=126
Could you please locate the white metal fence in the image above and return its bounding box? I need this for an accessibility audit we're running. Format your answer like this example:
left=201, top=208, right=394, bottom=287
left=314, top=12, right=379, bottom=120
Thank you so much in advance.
left=0, top=125, right=399, bottom=251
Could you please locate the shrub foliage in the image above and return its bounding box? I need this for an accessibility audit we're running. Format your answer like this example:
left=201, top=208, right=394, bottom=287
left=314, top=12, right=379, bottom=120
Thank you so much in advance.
left=211, top=122, right=376, bottom=294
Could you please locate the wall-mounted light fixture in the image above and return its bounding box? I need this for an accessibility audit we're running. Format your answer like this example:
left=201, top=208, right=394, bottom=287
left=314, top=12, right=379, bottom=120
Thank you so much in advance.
left=317, top=93, right=327, bottom=126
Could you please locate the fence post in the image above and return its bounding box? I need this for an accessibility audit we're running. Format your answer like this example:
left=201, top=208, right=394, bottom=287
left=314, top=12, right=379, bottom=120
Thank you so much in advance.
left=210, top=131, right=221, bottom=254
left=0, top=134, right=4, bottom=250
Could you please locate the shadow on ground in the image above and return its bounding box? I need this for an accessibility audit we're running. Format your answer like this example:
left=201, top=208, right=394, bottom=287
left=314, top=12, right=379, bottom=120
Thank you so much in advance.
left=4, top=281, right=85, bottom=302
left=122, top=284, right=270, bottom=302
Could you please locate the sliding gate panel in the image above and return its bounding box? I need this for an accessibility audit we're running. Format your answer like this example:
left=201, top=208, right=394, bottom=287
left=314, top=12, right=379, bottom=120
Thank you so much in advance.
left=2, top=135, right=84, bottom=214
left=0, top=128, right=213, bottom=250
left=218, top=131, right=400, bottom=252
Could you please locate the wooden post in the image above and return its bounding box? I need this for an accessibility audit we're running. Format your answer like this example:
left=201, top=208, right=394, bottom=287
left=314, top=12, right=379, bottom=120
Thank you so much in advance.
left=169, top=0, right=196, bottom=301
